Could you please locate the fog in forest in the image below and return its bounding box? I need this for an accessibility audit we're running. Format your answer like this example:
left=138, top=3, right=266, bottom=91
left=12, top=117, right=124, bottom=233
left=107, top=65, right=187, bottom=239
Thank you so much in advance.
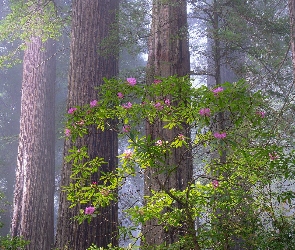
left=0, top=0, right=295, bottom=249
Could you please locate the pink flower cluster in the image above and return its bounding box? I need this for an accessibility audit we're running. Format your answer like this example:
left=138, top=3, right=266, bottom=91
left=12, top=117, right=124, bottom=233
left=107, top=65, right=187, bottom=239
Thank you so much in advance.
left=122, top=102, right=132, bottom=109
left=212, top=180, right=219, bottom=188
left=153, top=79, right=162, bottom=84
left=85, top=206, right=95, bottom=215
left=90, top=100, right=98, bottom=107
left=256, top=111, right=266, bottom=118
left=127, top=78, right=136, bottom=86
left=122, top=125, right=130, bottom=133
left=155, top=140, right=163, bottom=146
left=199, top=108, right=210, bottom=117
left=68, top=107, right=77, bottom=114
left=117, top=92, right=124, bottom=98
left=154, top=102, right=163, bottom=110
left=213, top=132, right=226, bottom=139
left=65, top=128, right=71, bottom=137
left=178, top=134, right=185, bottom=141
left=75, top=120, right=84, bottom=126
left=123, top=149, right=133, bottom=159
left=153, top=99, right=170, bottom=110
left=212, top=87, right=224, bottom=96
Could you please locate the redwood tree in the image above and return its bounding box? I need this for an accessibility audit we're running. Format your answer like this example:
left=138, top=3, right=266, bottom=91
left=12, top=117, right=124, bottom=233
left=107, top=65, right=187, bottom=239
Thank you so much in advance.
left=142, top=0, right=193, bottom=247
left=10, top=36, right=56, bottom=250
left=55, top=1, right=119, bottom=249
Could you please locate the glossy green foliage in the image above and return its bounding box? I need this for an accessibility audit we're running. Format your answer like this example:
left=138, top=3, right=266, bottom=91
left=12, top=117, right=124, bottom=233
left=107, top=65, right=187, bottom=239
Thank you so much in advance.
left=0, top=0, right=63, bottom=67
left=64, top=76, right=295, bottom=249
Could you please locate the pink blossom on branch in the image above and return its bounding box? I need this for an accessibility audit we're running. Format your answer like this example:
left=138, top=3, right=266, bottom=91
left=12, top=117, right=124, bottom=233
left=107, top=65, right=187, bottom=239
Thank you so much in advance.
left=164, top=99, right=170, bottom=106
left=199, top=108, right=211, bottom=117
left=213, top=132, right=226, bottom=139
left=85, top=206, right=95, bottom=215
left=178, top=134, right=185, bottom=141
left=75, top=120, right=85, bottom=126
left=127, top=78, right=136, bottom=86
left=90, top=100, right=98, bottom=107
left=212, top=87, right=224, bottom=96
left=212, top=180, right=219, bottom=188
left=65, top=128, right=71, bottom=137
left=68, top=107, right=77, bottom=114
left=153, top=79, right=162, bottom=84
left=117, top=92, right=124, bottom=98
left=122, top=102, right=132, bottom=109
left=256, top=111, right=266, bottom=118
left=123, top=149, right=133, bottom=159
left=155, top=140, right=163, bottom=146
left=154, top=102, right=163, bottom=110
left=122, top=125, right=130, bottom=133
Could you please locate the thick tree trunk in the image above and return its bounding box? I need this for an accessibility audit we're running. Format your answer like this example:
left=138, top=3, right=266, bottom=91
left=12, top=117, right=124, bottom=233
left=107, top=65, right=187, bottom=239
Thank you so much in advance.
left=11, top=37, right=56, bottom=250
left=142, top=0, right=193, bottom=247
left=55, top=1, right=119, bottom=249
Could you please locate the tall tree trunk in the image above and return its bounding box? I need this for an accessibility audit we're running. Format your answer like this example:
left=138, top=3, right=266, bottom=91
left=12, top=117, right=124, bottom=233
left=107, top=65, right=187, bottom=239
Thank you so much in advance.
left=142, top=0, right=193, bottom=247
left=11, top=36, right=56, bottom=250
left=207, top=0, right=240, bottom=87
left=289, top=0, right=295, bottom=82
left=55, top=1, right=119, bottom=249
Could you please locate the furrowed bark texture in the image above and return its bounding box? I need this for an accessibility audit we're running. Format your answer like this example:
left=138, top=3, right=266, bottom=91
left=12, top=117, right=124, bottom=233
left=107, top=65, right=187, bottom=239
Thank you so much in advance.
left=11, top=37, right=56, bottom=250
left=55, top=1, right=119, bottom=249
left=142, top=0, right=194, bottom=247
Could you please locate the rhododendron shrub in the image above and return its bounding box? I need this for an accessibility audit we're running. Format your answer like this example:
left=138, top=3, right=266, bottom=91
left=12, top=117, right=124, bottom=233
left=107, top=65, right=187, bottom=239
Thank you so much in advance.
left=63, top=76, right=295, bottom=249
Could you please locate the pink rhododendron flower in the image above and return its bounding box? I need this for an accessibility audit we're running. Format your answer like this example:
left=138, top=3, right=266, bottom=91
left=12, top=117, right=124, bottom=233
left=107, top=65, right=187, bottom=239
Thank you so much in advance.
left=117, top=92, right=124, bottom=98
left=164, top=99, right=170, bottom=106
left=154, top=102, right=163, bottom=110
left=212, top=180, right=219, bottom=188
left=178, top=134, right=185, bottom=141
left=65, top=128, right=71, bottom=137
left=122, top=102, right=132, bottom=109
left=123, top=149, right=133, bottom=159
left=153, top=79, right=162, bottom=84
left=122, top=125, right=130, bottom=133
left=127, top=78, right=136, bottom=86
left=212, top=87, right=224, bottom=96
left=199, top=108, right=211, bottom=117
left=155, top=140, right=163, bottom=146
left=269, top=152, right=279, bottom=161
left=92, top=181, right=97, bottom=185
left=85, top=206, right=95, bottom=215
left=256, top=111, right=266, bottom=118
left=214, top=132, right=226, bottom=139
left=75, top=120, right=85, bottom=126
left=90, top=100, right=98, bottom=107
left=68, top=107, right=77, bottom=114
